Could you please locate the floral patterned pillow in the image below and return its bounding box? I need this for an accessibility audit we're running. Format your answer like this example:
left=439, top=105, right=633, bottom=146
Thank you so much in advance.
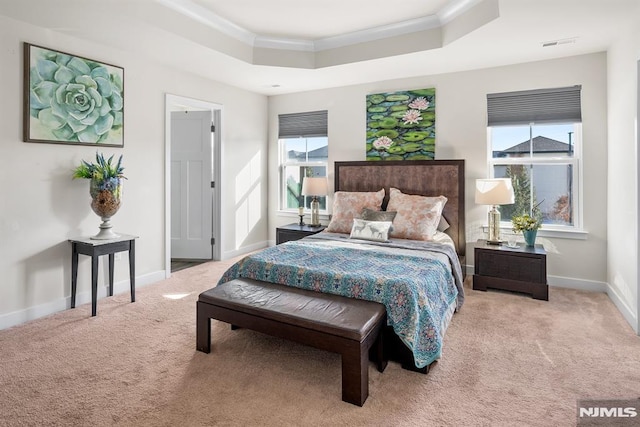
left=386, top=187, right=447, bottom=240
left=325, top=189, right=385, bottom=234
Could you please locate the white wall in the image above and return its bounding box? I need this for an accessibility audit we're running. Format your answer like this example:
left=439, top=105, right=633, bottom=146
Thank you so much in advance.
left=607, top=21, right=640, bottom=333
left=268, top=53, right=608, bottom=290
left=0, top=15, right=268, bottom=329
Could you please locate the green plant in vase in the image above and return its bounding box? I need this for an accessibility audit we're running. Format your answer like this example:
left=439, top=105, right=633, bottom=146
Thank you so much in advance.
left=511, top=213, right=541, bottom=247
left=73, top=152, right=126, bottom=239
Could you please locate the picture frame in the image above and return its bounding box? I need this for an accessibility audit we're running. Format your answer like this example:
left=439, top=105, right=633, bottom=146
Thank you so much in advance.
left=366, top=88, right=435, bottom=161
left=23, top=43, right=124, bottom=147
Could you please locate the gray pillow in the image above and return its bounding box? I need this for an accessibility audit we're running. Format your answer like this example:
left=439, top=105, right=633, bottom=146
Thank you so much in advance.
left=361, top=208, right=397, bottom=223
left=361, top=207, right=449, bottom=233
left=438, top=216, right=450, bottom=232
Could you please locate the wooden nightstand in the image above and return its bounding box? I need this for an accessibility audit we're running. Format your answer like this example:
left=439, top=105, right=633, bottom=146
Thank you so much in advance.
left=276, top=223, right=326, bottom=244
left=473, top=240, right=548, bottom=300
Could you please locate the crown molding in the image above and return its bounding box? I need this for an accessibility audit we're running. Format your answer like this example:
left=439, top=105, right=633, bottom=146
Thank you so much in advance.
left=156, top=0, right=256, bottom=45
left=313, top=15, right=441, bottom=51
left=438, top=0, right=485, bottom=24
left=254, top=36, right=315, bottom=52
left=156, top=0, right=483, bottom=52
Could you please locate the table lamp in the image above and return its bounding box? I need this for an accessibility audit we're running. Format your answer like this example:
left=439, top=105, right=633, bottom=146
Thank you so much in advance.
left=475, top=178, right=515, bottom=244
left=301, top=177, right=328, bottom=227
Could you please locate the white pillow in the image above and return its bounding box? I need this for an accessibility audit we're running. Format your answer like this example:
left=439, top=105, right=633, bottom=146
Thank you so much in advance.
left=349, top=219, right=393, bottom=242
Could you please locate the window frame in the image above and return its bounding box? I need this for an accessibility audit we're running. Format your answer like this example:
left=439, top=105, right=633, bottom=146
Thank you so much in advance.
left=487, top=122, right=585, bottom=235
left=278, top=136, right=329, bottom=214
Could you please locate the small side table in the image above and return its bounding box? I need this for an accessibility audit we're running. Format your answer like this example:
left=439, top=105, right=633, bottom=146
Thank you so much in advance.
left=473, top=240, right=548, bottom=300
left=69, top=234, right=138, bottom=316
left=276, top=223, right=326, bottom=244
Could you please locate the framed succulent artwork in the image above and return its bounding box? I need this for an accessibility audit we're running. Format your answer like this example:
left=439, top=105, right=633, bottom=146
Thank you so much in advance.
left=23, top=43, right=124, bottom=147
left=366, top=88, right=435, bottom=161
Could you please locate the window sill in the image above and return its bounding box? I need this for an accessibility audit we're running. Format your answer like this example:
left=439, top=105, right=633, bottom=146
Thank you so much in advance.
left=277, top=210, right=331, bottom=222
left=481, top=225, right=588, bottom=240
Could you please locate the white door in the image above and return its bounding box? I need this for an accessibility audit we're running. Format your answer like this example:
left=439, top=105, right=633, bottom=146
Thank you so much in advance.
left=171, top=110, right=213, bottom=260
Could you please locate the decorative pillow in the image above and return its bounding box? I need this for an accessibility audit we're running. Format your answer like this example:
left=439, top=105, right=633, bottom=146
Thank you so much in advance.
left=361, top=208, right=397, bottom=223
left=349, top=219, right=393, bottom=242
left=325, top=189, right=385, bottom=234
left=386, top=187, right=447, bottom=241
left=438, top=215, right=450, bottom=232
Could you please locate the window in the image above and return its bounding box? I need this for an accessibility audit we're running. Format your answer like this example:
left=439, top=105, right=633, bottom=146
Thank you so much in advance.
left=278, top=111, right=328, bottom=212
left=487, top=86, right=582, bottom=229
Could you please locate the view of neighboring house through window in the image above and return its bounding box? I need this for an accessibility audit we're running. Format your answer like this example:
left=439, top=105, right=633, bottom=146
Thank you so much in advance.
left=487, top=86, right=582, bottom=228
left=278, top=110, right=328, bottom=212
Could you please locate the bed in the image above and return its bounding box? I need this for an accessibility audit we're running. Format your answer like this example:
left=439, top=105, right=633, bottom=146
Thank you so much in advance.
left=219, top=160, right=465, bottom=373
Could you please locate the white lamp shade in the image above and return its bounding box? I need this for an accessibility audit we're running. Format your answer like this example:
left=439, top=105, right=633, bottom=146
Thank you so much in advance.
left=301, top=177, right=328, bottom=196
left=475, top=178, right=515, bottom=205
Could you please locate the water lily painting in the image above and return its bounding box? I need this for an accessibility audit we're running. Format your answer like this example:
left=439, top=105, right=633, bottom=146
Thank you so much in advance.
left=23, top=43, right=124, bottom=147
left=366, top=88, right=435, bottom=161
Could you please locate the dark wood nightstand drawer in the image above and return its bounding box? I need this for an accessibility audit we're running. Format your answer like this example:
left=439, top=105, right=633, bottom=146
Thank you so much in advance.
left=476, top=251, right=545, bottom=283
left=277, top=230, right=307, bottom=244
left=276, top=223, right=326, bottom=244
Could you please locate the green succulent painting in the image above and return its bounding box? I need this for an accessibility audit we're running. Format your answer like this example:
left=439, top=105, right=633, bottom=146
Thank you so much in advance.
left=366, top=88, right=435, bottom=161
left=25, top=43, right=124, bottom=146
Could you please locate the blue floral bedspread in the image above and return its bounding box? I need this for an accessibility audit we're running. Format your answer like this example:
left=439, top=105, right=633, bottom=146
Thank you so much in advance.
left=218, top=233, right=464, bottom=368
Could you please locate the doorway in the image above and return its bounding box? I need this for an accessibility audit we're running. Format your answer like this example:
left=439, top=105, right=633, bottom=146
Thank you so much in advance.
left=165, top=94, right=222, bottom=277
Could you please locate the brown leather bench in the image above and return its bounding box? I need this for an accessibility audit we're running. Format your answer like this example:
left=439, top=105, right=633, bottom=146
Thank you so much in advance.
left=196, top=278, right=388, bottom=406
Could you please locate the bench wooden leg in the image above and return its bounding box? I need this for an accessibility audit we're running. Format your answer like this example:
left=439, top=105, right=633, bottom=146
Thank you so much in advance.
left=375, top=327, right=387, bottom=373
left=196, top=302, right=211, bottom=353
left=341, top=343, right=368, bottom=406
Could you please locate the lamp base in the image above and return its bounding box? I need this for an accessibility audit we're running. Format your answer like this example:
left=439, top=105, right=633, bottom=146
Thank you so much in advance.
left=486, top=239, right=503, bottom=245
left=310, top=197, right=320, bottom=227
left=487, top=205, right=502, bottom=244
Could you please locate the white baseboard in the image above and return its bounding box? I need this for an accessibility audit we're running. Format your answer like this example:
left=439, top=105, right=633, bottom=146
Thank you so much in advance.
left=222, top=241, right=268, bottom=260
left=606, top=282, right=639, bottom=334
left=464, top=265, right=607, bottom=292
left=547, top=275, right=607, bottom=292
left=0, top=270, right=165, bottom=331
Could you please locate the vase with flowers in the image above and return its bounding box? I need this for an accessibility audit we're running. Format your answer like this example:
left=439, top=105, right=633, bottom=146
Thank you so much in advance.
left=511, top=213, right=541, bottom=247
left=73, top=152, right=126, bottom=239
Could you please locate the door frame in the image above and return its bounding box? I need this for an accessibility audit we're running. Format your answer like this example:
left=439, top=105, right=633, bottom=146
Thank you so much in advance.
left=165, top=94, right=222, bottom=277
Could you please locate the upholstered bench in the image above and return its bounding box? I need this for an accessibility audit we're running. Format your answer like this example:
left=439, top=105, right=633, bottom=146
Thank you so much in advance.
left=196, top=278, right=388, bottom=406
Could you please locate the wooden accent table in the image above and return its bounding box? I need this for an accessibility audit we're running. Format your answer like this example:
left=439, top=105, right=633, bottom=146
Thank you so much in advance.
left=473, top=240, right=548, bottom=300
left=69, top=234, right=138, bottom=316
left=276, top=223, right=326, bottom=244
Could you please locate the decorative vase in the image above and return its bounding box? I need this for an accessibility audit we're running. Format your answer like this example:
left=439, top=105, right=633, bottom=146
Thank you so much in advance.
left=523, top=229, right=537, bottom=247
left=89, top=177, right=122, bottom=240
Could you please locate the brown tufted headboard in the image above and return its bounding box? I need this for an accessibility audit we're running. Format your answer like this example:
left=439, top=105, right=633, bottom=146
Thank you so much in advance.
left=334, top=160, right=465, bottom=258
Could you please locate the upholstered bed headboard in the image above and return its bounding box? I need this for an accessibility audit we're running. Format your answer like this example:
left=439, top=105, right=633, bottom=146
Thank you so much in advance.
left=334, top=160, right=465, bottom=257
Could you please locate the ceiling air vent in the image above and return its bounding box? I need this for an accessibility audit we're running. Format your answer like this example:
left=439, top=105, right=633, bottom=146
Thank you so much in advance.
left=542, top=37, right=577, bottom=47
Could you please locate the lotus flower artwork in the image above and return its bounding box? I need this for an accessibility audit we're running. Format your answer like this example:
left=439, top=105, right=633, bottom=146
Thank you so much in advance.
left=372, top=136, right=394, bottom=150
left=401, top=109, right=423, bottom=125
left=24, top=43, right=124, bottom=146
left=366, top=88, right=436, bottom=161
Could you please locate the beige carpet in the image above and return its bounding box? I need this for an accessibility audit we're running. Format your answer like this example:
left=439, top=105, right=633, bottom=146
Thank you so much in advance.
left=1, top=257, right=639, bottom=427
